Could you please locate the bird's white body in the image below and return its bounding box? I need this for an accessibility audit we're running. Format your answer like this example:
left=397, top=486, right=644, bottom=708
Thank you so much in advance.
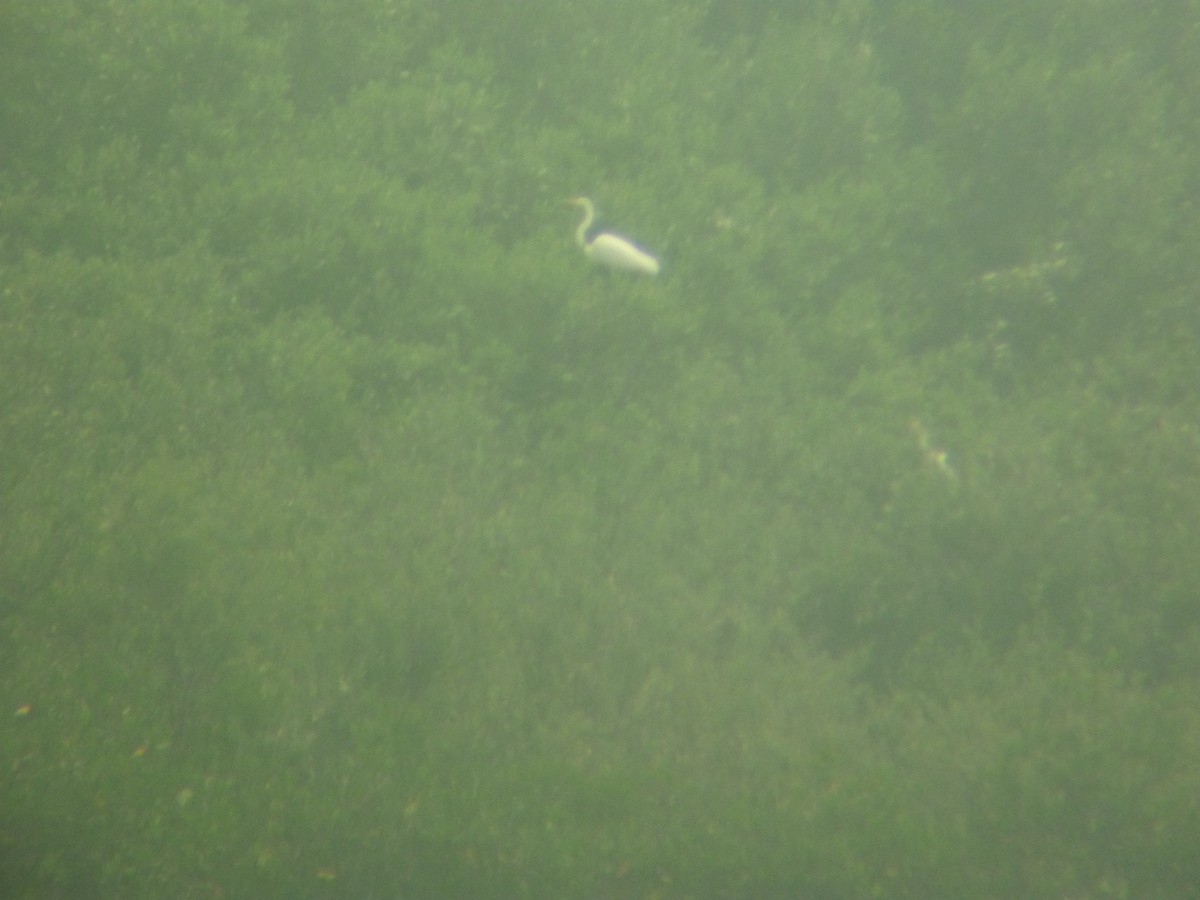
left=568, top=197, right=660, bottom=276
left=586, top=232, right=661, bottom=275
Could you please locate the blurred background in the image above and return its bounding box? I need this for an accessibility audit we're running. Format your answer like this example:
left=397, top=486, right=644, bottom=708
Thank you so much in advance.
left=2, top=1, right=1198, bottom=896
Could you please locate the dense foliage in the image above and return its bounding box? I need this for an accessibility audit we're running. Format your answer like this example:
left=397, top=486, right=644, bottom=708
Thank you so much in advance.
left=3, top=1, right=1199, bottom=896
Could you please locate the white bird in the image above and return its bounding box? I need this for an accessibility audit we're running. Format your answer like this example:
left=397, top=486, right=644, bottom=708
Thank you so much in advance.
left=567, top=197, right=660, bottom=275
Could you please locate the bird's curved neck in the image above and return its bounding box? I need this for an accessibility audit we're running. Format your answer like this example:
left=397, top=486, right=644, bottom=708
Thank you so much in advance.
left=574, top=200, right=595, bottom=247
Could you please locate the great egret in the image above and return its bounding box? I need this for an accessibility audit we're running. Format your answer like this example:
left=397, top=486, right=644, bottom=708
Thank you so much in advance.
left=567, top=197, right=660, bottom=275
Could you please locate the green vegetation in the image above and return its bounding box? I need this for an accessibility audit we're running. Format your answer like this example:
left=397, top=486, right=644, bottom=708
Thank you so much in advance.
left=3, top=1, right=1198, bottom=896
